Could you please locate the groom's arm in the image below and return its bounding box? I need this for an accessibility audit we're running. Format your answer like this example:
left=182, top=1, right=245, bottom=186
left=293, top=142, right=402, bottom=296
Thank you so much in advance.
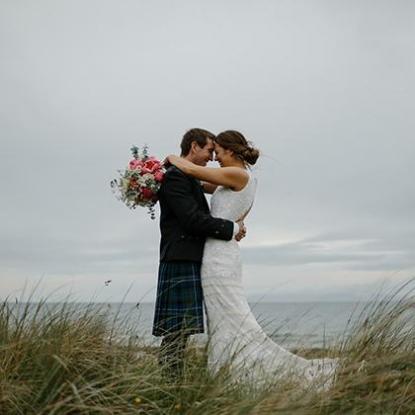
left=161, top=169, right=235, bottom=241
left=201, top=182, right=218, bottom=194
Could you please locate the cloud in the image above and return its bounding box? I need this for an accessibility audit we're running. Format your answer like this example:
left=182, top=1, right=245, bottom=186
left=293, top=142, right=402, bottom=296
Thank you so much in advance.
left=0, top=232, right=158, bottom=274
left=242, top=229, right=415, bottom=272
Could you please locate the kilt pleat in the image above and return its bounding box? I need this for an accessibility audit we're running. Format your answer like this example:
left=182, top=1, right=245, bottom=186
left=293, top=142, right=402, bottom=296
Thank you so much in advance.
left=152, top=261, right=204, bottom=336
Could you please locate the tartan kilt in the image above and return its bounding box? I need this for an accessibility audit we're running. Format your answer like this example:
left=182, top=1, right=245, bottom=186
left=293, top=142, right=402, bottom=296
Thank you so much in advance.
left=152, top=261, right=204, bottom=337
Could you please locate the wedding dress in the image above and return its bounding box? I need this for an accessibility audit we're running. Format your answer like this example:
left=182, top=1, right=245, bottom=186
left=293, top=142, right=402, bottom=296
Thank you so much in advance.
left=201, top=171, right=337, bottom=388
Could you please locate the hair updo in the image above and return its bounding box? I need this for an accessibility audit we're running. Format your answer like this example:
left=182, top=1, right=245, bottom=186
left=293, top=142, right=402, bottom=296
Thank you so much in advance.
left=214, top=130, right=260, bottom=166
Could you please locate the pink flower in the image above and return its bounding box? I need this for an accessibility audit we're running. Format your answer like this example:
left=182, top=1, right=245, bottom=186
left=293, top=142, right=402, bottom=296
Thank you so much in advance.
left=154, top=170, right=164, bottom=182
left=129, top=159, right=144, bottom=170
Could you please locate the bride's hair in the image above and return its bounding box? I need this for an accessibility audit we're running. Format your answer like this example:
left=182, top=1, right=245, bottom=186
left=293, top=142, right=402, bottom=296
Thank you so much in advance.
left=214, top=130, right=260, bottom=166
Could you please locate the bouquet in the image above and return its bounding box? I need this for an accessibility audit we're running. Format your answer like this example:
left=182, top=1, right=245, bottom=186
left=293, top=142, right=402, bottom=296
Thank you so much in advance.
left=110, top=145, right=165, bottom=219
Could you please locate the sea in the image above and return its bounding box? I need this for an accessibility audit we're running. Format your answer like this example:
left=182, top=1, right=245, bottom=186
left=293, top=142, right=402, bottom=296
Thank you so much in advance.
left=102, top=301, right=367, bottom=349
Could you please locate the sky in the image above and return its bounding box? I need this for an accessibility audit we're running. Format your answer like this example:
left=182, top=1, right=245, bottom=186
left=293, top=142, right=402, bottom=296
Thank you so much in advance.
left=1, top=0, right=414, bottom=303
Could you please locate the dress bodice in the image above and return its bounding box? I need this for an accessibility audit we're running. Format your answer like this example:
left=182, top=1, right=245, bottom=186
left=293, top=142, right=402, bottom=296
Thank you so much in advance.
left=210, top=171, right=257, bottom=222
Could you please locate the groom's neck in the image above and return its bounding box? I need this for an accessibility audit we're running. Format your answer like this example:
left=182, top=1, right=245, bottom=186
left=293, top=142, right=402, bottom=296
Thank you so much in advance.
left=183, top=154, right=196, bottom=163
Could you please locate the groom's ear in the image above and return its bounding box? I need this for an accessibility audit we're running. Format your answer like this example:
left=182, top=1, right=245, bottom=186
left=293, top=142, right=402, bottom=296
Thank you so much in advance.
left=190, top=141, right=199, bottom=153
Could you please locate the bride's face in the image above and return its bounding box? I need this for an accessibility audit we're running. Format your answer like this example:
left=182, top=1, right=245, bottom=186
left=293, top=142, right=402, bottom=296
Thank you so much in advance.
left=214, top=143, right=234, bottom=167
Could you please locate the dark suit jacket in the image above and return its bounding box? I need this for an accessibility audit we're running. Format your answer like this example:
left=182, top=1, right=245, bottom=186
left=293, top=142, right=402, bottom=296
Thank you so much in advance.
left=158, top=166, right=234, bottom=262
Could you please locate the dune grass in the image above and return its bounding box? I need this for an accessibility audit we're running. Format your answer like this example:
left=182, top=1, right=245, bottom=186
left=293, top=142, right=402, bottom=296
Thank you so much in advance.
left=1, top=283, right=415, bottom=414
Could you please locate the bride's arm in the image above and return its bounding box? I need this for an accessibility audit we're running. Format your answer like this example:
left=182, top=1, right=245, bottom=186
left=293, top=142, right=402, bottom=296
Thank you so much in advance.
left=166, top=155, right=249, bottom=190
left=201, top=182, right=217, bottom=194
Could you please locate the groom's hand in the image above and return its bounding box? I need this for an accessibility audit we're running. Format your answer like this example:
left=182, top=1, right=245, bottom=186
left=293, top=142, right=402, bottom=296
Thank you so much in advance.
left=235, top=221, right=247, bottom=241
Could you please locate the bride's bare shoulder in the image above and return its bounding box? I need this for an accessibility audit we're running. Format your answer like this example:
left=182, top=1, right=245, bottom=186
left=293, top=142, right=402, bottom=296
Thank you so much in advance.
left=219, top=167, right=249, bottom=191
left=222, top=166, right=249, bottom=177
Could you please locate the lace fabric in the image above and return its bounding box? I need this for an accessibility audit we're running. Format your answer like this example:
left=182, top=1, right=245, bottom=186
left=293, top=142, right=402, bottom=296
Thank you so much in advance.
left=201, top=171, right=337, bottom=388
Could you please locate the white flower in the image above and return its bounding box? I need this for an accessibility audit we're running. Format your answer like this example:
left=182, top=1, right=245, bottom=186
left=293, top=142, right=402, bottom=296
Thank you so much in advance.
left=121, top=178, right=129, bottom=193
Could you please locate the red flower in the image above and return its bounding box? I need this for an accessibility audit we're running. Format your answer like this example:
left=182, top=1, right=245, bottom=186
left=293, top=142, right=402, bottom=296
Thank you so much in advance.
left=141, top=187, right=154, bottom=199
left=141, top=159, right=161, bottom=174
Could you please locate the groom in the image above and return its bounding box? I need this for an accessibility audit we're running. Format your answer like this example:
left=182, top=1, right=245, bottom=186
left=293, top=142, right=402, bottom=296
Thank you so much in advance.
left=152, top=128, right=245, bottom=378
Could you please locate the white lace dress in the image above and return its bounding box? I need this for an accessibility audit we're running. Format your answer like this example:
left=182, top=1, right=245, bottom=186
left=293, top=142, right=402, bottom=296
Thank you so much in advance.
left=201, top=171, right=337, bottom=388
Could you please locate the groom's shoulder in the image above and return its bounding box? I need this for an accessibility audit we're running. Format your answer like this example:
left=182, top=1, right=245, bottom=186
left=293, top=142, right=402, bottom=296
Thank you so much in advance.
left=165, top=165, right=189, bottom=180
left=161, top=166, right=192, bottom=189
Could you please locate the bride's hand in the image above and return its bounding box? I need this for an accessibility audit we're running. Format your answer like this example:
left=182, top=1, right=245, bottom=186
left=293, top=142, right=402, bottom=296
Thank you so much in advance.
left=164, top=154, right=184, bottom=169
left=235, top=221, right=247, bottom=242
left=165, top=154, right=181, bottom=165
left=164, top=154, right=194, bottom=174
left=163, top=154, right=173, bottom=166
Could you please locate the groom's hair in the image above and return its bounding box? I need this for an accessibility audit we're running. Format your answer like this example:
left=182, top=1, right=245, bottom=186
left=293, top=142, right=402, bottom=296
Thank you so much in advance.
left=180, top=128, right=215, bottom=156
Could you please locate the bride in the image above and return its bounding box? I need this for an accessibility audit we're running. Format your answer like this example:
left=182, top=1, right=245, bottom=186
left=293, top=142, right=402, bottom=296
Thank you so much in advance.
left=166, top=130, right=337, bottom=388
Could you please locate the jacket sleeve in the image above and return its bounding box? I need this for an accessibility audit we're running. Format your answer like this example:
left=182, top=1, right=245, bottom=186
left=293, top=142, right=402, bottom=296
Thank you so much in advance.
left=161, top=168, right=234, bottom=241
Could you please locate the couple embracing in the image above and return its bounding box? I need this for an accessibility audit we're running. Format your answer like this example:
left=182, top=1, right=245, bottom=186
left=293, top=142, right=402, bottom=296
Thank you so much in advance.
left=152, top=128, right=336, bottom=388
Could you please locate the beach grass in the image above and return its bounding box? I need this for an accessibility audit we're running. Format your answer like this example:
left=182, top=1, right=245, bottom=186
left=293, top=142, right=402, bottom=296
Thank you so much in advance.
left=1, top=283, right=415, bottom=414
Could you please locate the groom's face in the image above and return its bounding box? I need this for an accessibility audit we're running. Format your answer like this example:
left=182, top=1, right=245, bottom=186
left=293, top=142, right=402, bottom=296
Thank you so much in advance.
left=192, top=139, right=215, bottom=166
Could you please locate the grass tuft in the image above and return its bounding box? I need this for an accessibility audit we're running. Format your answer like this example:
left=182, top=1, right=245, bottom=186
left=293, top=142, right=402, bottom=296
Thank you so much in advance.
left=1, top=282, right=415, bottom=414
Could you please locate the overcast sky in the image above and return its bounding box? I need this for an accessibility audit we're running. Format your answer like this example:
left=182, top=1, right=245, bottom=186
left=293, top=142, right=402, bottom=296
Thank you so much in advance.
left=1, top=0, right=414, bottom=303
